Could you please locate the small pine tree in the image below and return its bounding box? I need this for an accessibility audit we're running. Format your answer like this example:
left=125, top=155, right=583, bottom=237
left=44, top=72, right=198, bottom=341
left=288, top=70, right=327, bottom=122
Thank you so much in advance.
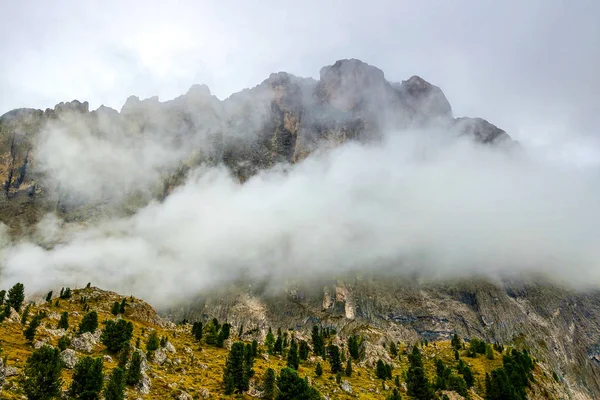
left=454, top=348, right=459, bottom=360
left=395, top=375, right=401, bottom=387
left=387, top=388, right=403, bottom=400
left=278, top=367, right=321, bottom=399
left=20, top=303, right=31, bottom=325
left=54, top=299, right=60, bottom=307
left=287, top=338, right=299, bottom=370
left=101, top=319, right=134, bottom=353
left=407, top=346, right=433, bottom=400
left=0, top=289, right=5, bottom=305
left=24, top=314, right=42, bottom=342
left=315, top=362, right=323, bottom=377
left=58, top=335, right=71, bottom=351
left=78, top=311, right=98, bottom=334
left=60, top=287, right=72, bottom=299
left=299, top=340, right=309, bottom=360
left=69, top=356, right=104, bottom=399
left=262, top=367, right=276, bottom=399
left=7, top=282, right=25, bottom=312
left=160, top=336, right=167, bottom=348
left=216, top=323, right=231, bottom=347
left=486, top=344, right=495, bottom=360
left=45, top=290, right=53, bottom=302
left=251, top=339, right=258, bottom=358
left=311, top=325, right=325, bottom=357
left=146, top=330, right=159, bottom=352
left=389, top=341, right=398, bottom=358
left=117, top=346, right=131, bottom=369
left=23, top=345, right=63, bottom=400
left=345, top=358, right=353, bottom=377
left=451, top=333, right=462, bottom=350
left=111, top=301, right=120, bottom=315
left=86, top=282, right=91, bottom=288
left=265, top=327, right=275, bottom=354
left=119, top=299, right=126, bottom=314
left=192, top=321, right=203, bottom=341
left=223, top=342, right=251, bottom=393
left=58, top=311, right=69, bottom=330
left=104, top=367, right=126, bottom=400
left=204, top=319, right=219, bottom=345
left=327, top=344, right=342, bottom=373
left=126, top=350, right=142, bottom=385
left=274, top=331, right=283, bottom=354
left=224, top=371, right=235, bottom=395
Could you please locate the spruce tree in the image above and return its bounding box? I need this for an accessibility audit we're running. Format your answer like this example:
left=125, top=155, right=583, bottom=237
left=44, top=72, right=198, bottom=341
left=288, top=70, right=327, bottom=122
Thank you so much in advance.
left=287, top=338, right=299, bottom=370
left=58, top=311, right=69, bottom=330
left=387, top=388, right=402, bottom=400
left=265, top=327, right=275, bottom=354
left=192, top=321, right=203, bottom=341
left=24, top=314, right=42, bottom=342
left=23, top=345, right=63, bottom=400
left=224, top=371, right=235, bottom=395
left=0, top=289, right=5, bottom=305
left=299, top=340, right=309, bottom=360
left=78, top=311, right=98, bottom=334
left=101, top=319, right=134, bottom=353
left=21, top=303, right=31, bottom=325
left=389, top=341, right=398, bottom=358
left=327, top=344, right=342, bottom=373
left=216, top=323, right=231, bottom=348
left=274, top=330, right=283, bottom=354
left=111, top=301, right=120, bottom=316
left=348, top=335, right=360, bottom=360
left=251, top=339, right=258, bottom=358
left=311, top=325, right=325, bottom=357
left=345, top=358, right=352, bottom=377
left=223, top=342, right=251, bottom=393
left=146, top=330, right=159, bottom=352
left=7, top=282, right=25, bottom=312
left=204, top=319, right=219, bottom=345
left=451, top=333, right=462, bottom=350
left=104, top=367, right=126, bottom=400
left=58, top=335, right=71, bottom=351
left=315, top=362, right=323, bottom=377
left=406, top=346, right=433, bottom=400
left=126, top=350, right=142, bottom=385
left=277, top=367, right=321, bottom=399
left=119, top=299, right=126, bottom=314
left=262, top=367, right=276, bottom=399
left=69, top=356, right=104, bottom=400
left=45, top=291, right=53, bottom=302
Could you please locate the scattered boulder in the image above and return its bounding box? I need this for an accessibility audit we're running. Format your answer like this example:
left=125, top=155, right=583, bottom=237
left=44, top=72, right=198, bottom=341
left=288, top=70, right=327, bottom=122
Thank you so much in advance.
left=136, top=372, right=151, bottom=395
left=60, top=349, right=78, bottom=369
left=4, top=366, right=18, bottom=377
left=341, top=380, right=352, bottom=394
left=177, top=391, right=192, bottom=400
left=71, top=332, right=96, bottom=353
left=103, top=355, right=113, bottom=363
left=198, top=388, right=210, bottom=398
left=0, top=358, right=5, bottom=393
left=7, top=308, right=20, bottom=323
left=165, top=341, right=176, bottom=353
left=152, top=348, right=167, bottom=365
left=34, top=339, right=50, bottom=349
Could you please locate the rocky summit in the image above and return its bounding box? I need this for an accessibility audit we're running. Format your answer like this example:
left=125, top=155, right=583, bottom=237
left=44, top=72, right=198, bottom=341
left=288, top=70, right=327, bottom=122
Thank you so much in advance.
left=0, top=59, right=599, bottom=399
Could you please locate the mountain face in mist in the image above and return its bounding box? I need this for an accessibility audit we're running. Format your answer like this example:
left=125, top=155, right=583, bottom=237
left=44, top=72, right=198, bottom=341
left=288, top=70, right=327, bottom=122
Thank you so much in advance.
left=2, top=59, right=600, bottom=398
left=0, top=58, right=512, bottom=232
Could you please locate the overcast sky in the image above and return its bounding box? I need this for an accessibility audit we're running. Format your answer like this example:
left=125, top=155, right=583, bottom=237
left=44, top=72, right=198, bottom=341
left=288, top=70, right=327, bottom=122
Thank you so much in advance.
left=1, top=0, right=599, bottom=160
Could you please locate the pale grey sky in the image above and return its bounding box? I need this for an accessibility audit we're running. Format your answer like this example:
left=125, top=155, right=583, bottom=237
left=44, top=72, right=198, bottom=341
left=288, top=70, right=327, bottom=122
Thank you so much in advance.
left=1, top=0, right=599, bottom=160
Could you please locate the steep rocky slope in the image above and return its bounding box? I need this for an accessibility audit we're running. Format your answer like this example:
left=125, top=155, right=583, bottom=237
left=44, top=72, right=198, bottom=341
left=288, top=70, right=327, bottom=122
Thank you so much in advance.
left=0, top=286, right=571, bottom=399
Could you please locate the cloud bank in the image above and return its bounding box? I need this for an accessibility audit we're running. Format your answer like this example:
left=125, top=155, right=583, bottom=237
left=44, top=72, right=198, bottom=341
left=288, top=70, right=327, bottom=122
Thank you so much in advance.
left=2, top=127, right=600, bottom=306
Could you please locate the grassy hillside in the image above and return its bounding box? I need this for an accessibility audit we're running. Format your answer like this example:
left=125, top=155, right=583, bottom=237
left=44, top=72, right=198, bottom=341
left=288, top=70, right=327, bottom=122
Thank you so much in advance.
left=0, top=286, right=564, bottom=399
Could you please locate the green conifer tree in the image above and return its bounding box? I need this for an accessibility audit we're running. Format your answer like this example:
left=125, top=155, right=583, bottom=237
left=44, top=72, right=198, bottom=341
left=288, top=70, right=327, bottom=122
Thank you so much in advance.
left=111, top=301, right=120, bottom=316
left=327, top=344, right=342, bottom=373
left=69, top=356, right=104, bottom=399
left=58, top=311, right=69, bottom=330
left=78, top=311, right=98, bottom=334
left=7, top=282, right=25, bottom=312
left=299, top=340, right=309, bottom=360
left=23, top=345, right=63, bottom=400
left=286, top=338, right=299, bottom=370
left=345, top=358, right=353, bottom=377
left=126, top=351, right=142, bottom=386
left=315, top=362, right=323, bottom=377
left=104, top=367, right=126, bottom=400
left=262, top=367, right=276, bottom=399
left=101, top=319, right=134, bottom=353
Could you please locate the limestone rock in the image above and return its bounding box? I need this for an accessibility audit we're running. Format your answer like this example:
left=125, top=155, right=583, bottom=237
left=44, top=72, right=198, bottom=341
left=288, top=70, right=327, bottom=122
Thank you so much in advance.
left=152, top=348, right=167, bottom=365
left=103, top=355, right=113, bottom=363
left=7, top=308, right=20, bottom=323
left=198, top=388, right=210, bottom=398
left=60, top=349, right=78, bottom=369
left=71, top=332, right=97, bottom=353
left=341, top=380, right=352, bottom=393
left=165, top=341, right=176, bottom=353
left=177, top=391, right=192, bottom=400
left=4, top=366, right=18, bottom=377
left=136, top=372, right=151, bottom=394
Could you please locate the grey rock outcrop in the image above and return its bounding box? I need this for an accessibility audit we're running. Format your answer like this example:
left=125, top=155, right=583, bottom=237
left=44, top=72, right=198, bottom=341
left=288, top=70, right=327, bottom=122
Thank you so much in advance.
left=60, top=349, right=78, bottom=369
